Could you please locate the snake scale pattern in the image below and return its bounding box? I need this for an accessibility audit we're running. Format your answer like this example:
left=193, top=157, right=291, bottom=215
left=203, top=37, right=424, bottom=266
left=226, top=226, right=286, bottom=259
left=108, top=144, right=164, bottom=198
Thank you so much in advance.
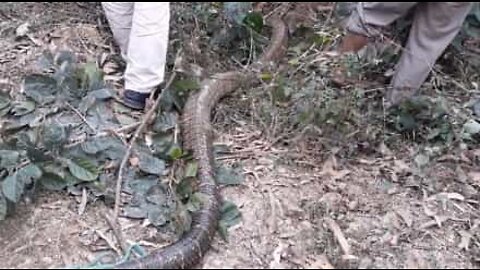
left=113, top=15, right=289, bottom=269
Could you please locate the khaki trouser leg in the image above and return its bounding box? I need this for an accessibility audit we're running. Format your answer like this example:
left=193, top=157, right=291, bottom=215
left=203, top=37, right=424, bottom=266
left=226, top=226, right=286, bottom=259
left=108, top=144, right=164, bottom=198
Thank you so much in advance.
left=390, top=2, right=473, bottom=92
left=346, top=2, right=418, bottom=37
left=346, top=2, right=472, bottom=101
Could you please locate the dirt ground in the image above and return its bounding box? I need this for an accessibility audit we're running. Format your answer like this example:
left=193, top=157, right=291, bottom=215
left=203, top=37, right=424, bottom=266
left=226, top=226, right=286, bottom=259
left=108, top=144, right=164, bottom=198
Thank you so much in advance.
left=1, top=2, right=479, bottom=269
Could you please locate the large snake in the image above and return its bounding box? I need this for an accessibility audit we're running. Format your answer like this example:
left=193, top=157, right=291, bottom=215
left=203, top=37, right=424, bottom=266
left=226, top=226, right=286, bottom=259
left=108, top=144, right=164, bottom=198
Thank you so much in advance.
left=113, top=14, right=289, bottom=269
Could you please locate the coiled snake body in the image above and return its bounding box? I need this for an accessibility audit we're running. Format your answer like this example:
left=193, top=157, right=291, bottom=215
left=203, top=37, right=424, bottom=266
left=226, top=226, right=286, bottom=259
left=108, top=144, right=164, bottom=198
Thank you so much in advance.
left=114, top=16, right=289, bottom=269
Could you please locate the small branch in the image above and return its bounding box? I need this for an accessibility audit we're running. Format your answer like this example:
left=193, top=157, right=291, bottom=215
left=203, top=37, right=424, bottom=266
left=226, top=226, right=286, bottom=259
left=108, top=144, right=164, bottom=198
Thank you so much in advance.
left=104, top=213, right=128, bottom=253
left=95, top=229, right=122, bottom=256
left=325, top=218, right=351, bottom=256
left=65, top=102, right=96, bottom=133
left=113, top=50, right=181, bottom=220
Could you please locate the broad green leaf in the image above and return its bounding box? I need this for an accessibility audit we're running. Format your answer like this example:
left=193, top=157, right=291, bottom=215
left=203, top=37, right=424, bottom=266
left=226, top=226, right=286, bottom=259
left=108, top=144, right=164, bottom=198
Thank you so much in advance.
left=80, top=62, right=104, bottom=91
left=151, top=134, right=175, bottom=158
left=218, top=221, right=229, bottom=241
left=54, top=50, right=76, bottom=66
left=102, top=140, right=127, bottom=161
left=243, top=12, right=264, bottom=33
left=463, top=119, right=480, bottom=135
left=17, top=164, right=43, bottom=185
left=414, top=153, right=430, bottom=169
left=395, top=113, right=417, bottom=132
left=138, top=152, right=166, bottom=176
left=125, top=177, right=157, bottom=195
left=147, top=208, right=168, bottom=227
left=259, top=73, right=273, bottom=81
left=145, top=185, right=168, bottom=205
left=81, top=137, right=113, bottom=155
left=2, top=114, right=36, bottom=132
left=123, top=206, right=147, bottom=219
left=11, top=101, right=35, bottom=116
left=0, top=150, right=20, bottom=169
left=216, top=165, right=244, bottom=186
left=39, top=172, right=69, bottom=191
left=0, top=192, right=7, bottom=220
left=220, top=200, right=242, bottom=226
left=89, top=88, right=114, bottom=100
left=153, top=112, right=178, bottom=133
left=167, top=144, right=183, bottom=160
left=186, top=192, right=209, bottom=212
left=173, top=79, right=200, bottom=92
left=36, top=51, right=55, bottom=71
left=23, top=74, right=58, bottom=105
left=116, top=114, right=137, bottom=126
left=0, top=107, right=10, bottom=117
left=176, top=178, right=193, bottom=200
left=0, top=93, right=10, bottom=111
left=113, top=102, right=133, bottom=114
left=78, top=95, right=96, bottom=114
left=67, top=158, right=99, bottom=181
left=218, top=200, right=242, bottom=241
left=42, top=122, right=68, bottom=150
left=185, top=161, right=198, bottom=178
left=2, top=174, right=24, bottom=203
left=224, top=2, right=252, bottom=25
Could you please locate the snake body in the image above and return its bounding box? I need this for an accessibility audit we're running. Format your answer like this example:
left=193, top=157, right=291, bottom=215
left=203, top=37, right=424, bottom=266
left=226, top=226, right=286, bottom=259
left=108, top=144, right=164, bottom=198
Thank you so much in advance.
left=114, top=16, right=288, bottom=269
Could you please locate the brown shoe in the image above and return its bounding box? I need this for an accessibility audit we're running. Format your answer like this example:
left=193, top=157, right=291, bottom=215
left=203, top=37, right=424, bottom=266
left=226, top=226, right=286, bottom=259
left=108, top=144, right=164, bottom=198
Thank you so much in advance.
left=331, top=32, right=369, bottom=87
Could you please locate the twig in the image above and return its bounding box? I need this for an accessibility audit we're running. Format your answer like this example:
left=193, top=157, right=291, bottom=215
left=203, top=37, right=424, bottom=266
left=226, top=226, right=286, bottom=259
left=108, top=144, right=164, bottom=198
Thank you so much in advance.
left=64, top=122, right=140, bottom=149
left=95, top=228, right=122, bottom=256
left=325, top=218, right=351, bottom=256
left=104, top=213, right=128, bottom=253
left=65, top=101, right=97, bottom=133
left=113, top=50, right=181, bottom=220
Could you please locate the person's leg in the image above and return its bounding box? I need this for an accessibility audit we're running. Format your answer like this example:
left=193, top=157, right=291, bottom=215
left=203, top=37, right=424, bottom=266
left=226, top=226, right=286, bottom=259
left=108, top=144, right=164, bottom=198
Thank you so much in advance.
left=332, top=2, right=418, bottom=86
left=386, top=2, right=473, bottom=106
left=101, top=2, right=134, bottom=60
left=123, top=2, right=170, bottom=110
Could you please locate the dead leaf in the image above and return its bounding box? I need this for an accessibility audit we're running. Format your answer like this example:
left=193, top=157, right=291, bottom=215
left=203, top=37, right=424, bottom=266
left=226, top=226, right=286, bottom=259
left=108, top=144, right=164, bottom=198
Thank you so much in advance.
left=458, top=230, right=472, bottom=251
left=129, top=157, right=139, bottom=167
left=321, top=157, right=350, bottom=180
left=395, top=208, right=413, bottom=227
left=468, top=171, right=480, bottom=184
left=379, top=142, right=393, bottom=156
left=269, top=242, right=288, bottom=269
left=393, top=159, right=410, bottom=173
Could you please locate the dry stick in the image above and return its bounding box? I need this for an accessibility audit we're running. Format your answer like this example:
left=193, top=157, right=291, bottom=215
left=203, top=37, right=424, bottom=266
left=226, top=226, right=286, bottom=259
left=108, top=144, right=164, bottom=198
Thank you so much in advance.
left=113, top=70, right=178, bottom=220
left=65, top=101, right=97, bottom=132
left=325, top=218, right=351, bottom=256
left=104, top=213, right=129, bottom=253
